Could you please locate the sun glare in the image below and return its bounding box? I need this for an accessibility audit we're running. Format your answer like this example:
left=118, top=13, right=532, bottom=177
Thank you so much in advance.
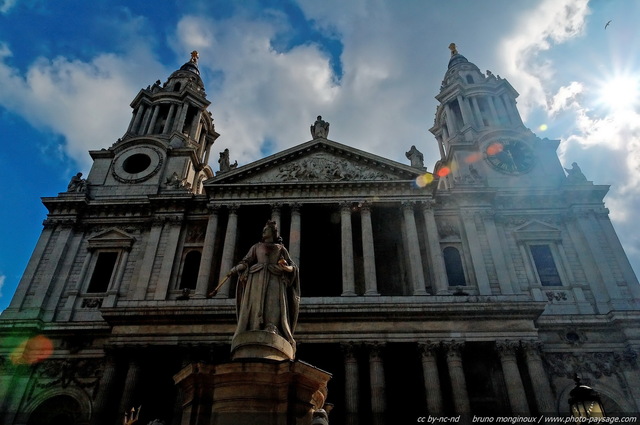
left=599, top=75, right=639, bottom=111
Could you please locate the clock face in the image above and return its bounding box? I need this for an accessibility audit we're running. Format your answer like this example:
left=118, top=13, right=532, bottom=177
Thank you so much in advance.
left=485, top=140, right=534, bottom=174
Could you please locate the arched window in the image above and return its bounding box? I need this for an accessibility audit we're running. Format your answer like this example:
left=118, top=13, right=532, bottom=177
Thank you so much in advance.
left=466, top=75, right=474, bottom=84
left=27, top=395, right=82, bottom=425
left=443, top=247, right=466, bottom=286
left=173, top=82, right=182, bottom=92
left=179, top=250, right=201, bottom=290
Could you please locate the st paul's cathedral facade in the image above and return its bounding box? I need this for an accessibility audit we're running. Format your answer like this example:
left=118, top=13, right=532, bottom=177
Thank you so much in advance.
left=1, top=45, right=639, bottom=424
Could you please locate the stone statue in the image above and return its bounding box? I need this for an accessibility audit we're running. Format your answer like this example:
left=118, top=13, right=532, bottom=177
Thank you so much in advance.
left=405, top=145, right=425, bottom=168
left=311, top=115, right=330, bottom=139
left=67, top=172, right=87, bottom=193
left=218, top=148, right=238, bottom=173
left=226, top=220, right=300, bottom=356
left=564, top=162, right=587, bottom=183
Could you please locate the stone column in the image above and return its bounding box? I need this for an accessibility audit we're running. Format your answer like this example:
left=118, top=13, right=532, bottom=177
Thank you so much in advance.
left=130, top=104, right=145, bottom=134
left=146, top=104, right=160, bottom=135
left=271, top=203, right=282, bottom=230
left=173, top=103, right=189, bottom=133
left=487, top=96, right=500, bottom=125
left=117, top=357, right=142, bottom=418
left=421, top=201, right=448, bottom=295
left=195, top=206, right=220, bottom=297
left=457, top=95, right=473, bottom=128
left=442, top=340, right=470, bottom=414
left=482, top=212, right=514, bottom=294
left=289, top=203, right=302, bottom=267
left=139, top=106, right=153, bottom=136
left=521, top=341, right=556, bottom=414
left=163, top=104, right=176, bottom=134
left=495, top=340, right=530, bottom=414
left=402, top=202, right=427, bottom=295
left=341, top=343, right=360, bottom=418
left=419, top=342, right=443, bottom=415
left=460, top=209, right=491, bottom=295
left=340, top=202, right=356, bottom=296
left=367, top=343, right=387, bottom=415
left=470, top=97, right=483, bottom=127
left=361, top=202, right=379, bottom=296
left=444, top=104, right=457, bottom=133
left=189, top=110, right=203, bottom=140
left=91, top=353, right=118, bottom=425
left=133, top=219, right=164, bottom=299
left=154, top=216, right=183, bottom=300
left=29, top=224, right=74, bottom=313
left=218, top=205, right=239, bottom=298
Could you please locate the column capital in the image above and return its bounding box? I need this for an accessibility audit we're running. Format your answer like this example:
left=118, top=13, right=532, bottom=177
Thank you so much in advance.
left=442, top=340, right=465, bottom=357
left=339, top=201, right=355, bottom=212
left=289, top=202, right=302, bottom=212
left=270, top=202, right=282, bottom=212
left=340, top=342, right=359, bottom=360
left=365, top=342, right=386, bottom=359
left=420, top=199, right=437, bottom=211
left=520, top=340, right=544, bottom=355
left=418, top=341, right=440, bottom=357
left=401, top=200, right=417, bottom=211
left=359, top=201, right=373, bottom=213
left=206, top=204, right=221, bottom=214
left=225, top=203, right=240, bottom=213
left=495, top=340, right=520, bottom=357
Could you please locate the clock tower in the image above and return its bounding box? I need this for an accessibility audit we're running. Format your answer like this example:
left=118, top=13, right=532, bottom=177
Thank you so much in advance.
left=86, top=51, right=219, bottom=198
left=430, top=43, right=566, bottom=189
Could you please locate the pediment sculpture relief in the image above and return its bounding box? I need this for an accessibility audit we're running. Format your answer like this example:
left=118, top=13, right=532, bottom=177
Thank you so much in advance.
left=274, top=154, right=395, bottom=182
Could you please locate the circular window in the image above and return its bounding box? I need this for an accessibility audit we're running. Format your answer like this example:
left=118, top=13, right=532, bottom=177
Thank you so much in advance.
left=123, top=153, right=151, bottom=174
left=112, top=146, right=164, bottom=183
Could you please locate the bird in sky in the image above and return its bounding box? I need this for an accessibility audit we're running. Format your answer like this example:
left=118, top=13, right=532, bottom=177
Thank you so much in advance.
left=605, top=20, right=612, bottom=29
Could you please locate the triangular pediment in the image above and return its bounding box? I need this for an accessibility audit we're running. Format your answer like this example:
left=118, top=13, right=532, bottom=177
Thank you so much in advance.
left=205, top=139, right=427, bottom=186
left=88, top=228, right=136, bottom=250
left=513, top=220, right=562, bottom=242
left=514, top=220, right=560, bottom=233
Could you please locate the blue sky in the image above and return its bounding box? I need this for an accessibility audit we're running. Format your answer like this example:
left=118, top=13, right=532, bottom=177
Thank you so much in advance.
left=1, top=0, right=639, bottom=311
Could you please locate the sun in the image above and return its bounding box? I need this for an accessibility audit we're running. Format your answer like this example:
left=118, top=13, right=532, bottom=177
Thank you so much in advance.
left=598, top=74, right=639, bottom=111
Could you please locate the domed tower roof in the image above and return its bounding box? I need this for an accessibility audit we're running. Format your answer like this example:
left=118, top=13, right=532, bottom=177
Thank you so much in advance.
left=441, top=43, right=483, bottom=89
left=166, top=50, right=205, bottom=93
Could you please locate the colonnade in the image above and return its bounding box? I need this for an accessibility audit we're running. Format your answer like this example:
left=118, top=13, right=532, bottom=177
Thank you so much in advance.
left=194, top=200, right=452, bottom=298
left=340, top=340, right=555, bottom=419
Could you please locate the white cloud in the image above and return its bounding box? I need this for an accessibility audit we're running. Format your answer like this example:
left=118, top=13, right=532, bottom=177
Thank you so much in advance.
left=0, top=274, right=5, bottom=298
left=0, top=41, right=167, bottom=172
left=498, top=0, right=590, bottom=118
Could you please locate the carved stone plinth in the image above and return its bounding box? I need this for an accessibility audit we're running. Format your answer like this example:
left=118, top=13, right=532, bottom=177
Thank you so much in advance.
left=231, top=330, right=295, bottom=361
left=174, top=360, right=331, bottom=425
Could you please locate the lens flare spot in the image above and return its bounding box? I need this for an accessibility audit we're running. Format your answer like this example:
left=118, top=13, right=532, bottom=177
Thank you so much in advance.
left=538, top=124, right=548, bottom=131
left=465, top=152, right=483, bottom=163
left=10, top=335, right=54, bottom=365
left=415, top=173, right=434, bottom=187
left=486, top=142, right=503, bottom=156
left=436, top=166, right=451, bottom=177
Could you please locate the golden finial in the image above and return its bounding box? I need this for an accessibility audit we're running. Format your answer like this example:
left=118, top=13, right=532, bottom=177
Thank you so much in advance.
left=449, top=43, right=458, bottom=56
left=190, top=50, right=199, bottom=64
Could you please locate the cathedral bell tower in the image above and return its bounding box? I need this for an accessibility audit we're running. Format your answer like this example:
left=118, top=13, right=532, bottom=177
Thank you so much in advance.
left=430, top=43, right=565, bottom=189
left=86, top=51, right=219, bottom=197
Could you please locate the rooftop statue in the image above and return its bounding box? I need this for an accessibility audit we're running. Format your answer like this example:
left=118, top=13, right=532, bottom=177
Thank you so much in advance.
left=405, top=145, right=425, bottom=169
left=311, top=115, right=330, bottom=139
left=218, top=148, right=238, bottom=173
left=67, top=172, right=87, bottom=193
left=564, top=162, right=587, bottom=183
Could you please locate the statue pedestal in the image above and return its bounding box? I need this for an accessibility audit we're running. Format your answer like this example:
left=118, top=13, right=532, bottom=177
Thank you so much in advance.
left=231, top=330, right=294, bottom=361
left=174, top=360, right=331, bottom=425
